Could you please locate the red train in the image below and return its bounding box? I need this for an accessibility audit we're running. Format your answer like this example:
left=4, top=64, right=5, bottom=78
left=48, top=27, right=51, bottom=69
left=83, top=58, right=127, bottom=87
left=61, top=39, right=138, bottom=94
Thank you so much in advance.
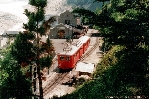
left=57, top=36, right=90, bottom=69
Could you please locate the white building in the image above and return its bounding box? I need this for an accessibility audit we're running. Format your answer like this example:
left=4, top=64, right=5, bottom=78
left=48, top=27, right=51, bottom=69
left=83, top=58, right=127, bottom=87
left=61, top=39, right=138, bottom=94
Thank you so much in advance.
left=0, top=31, right=19, bottom=48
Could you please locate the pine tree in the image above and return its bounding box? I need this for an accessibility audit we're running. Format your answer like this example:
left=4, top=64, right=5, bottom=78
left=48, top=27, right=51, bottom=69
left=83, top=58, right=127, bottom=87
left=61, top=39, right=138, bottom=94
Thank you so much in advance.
left=0, top=47, right=32, bottom=99
left=11, top=0, right=55, bottom=98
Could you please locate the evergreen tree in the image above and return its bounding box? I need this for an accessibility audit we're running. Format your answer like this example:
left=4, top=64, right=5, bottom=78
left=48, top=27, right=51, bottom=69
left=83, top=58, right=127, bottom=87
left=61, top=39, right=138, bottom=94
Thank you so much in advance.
left=0, top=48, right=31, bottom=99
left=100, top=0, right=149, bottom=50
left=97, top=0, right=149, bottom=96
left=11, top=0, right=55, bottom=98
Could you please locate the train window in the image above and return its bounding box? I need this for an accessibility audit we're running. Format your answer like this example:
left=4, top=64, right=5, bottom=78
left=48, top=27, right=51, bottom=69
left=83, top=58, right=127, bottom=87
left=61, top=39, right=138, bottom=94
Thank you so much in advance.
left=66, top=56, right=70, bottom=61
left=60, top=56, right=65, bottom=60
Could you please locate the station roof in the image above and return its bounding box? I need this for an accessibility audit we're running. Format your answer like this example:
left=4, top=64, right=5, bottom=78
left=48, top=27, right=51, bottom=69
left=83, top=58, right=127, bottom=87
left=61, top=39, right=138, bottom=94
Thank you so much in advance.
left=75, top=62, right=95, bottom=73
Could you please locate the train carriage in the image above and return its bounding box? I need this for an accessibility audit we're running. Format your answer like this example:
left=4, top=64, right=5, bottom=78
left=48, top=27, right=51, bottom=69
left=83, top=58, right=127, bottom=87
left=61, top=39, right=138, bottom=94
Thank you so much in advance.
left=58, top=36, right=90, bottom=69
left=79, top=36, right=90, bottom=53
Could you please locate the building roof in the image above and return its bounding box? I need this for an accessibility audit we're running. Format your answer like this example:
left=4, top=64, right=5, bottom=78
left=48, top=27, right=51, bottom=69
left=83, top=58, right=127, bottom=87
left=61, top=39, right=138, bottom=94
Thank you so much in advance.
left=59, top=10, right=72, bottom=16
left=50, top=23, right=73, bottom=31
left=2, top=31, right=20, bottom=36
left=75, top=62, right=95, bottom=73
left=58, top=36, right=90, bottom=56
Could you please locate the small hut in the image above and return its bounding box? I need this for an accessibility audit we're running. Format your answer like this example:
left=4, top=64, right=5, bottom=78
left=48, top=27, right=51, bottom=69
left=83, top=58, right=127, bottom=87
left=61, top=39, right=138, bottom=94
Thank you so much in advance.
left=75, top=62, right=95, bottom=77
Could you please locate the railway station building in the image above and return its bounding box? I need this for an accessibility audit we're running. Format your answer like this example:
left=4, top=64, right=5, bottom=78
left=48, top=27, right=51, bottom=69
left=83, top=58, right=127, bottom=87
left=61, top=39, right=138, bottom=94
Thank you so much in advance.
left=49, top=10, right=89, bottom=39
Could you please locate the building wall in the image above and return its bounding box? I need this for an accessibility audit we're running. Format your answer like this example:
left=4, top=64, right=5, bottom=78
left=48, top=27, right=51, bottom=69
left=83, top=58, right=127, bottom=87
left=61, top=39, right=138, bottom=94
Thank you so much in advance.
left=0, top=37, right=16, bottom=48
left=50, top=23, right=72, bottom=39
left=0, top=31, right=19, bottom=48
left=58, top=10, right=79, bottom=26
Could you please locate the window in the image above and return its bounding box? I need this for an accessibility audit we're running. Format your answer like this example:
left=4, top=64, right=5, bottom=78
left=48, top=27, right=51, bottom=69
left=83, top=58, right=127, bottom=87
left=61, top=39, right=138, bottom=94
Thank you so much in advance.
left=66, top=56, right=70, bottom=61
left=60, top=56, right=65, bottom=60
left=65, top=20, right=70, bottom=25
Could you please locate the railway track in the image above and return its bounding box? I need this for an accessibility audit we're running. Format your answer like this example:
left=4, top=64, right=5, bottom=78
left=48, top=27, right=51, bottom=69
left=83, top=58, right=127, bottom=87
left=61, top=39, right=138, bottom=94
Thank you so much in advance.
left=43, top=72, right=68, bottom=96
left=43, top=37, right=99, bottom=97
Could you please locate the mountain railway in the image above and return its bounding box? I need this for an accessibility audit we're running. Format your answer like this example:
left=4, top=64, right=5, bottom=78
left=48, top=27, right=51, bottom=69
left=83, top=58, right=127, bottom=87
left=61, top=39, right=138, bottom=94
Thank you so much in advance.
left=43, top=36, right=99, bottom=98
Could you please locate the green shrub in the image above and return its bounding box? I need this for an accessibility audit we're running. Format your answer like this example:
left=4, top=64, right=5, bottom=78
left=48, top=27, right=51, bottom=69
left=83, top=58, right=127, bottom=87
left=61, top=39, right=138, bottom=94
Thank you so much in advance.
left=94, top=45, right=125, bottom=77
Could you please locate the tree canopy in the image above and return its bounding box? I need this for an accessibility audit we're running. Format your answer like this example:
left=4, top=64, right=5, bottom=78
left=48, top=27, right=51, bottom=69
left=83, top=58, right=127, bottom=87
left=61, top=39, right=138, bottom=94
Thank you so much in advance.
left=73, top=0, right=149, bottom=50
left=0, top=48, right=32, bottom=99
left=11, top=0, right=55, bottom=98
